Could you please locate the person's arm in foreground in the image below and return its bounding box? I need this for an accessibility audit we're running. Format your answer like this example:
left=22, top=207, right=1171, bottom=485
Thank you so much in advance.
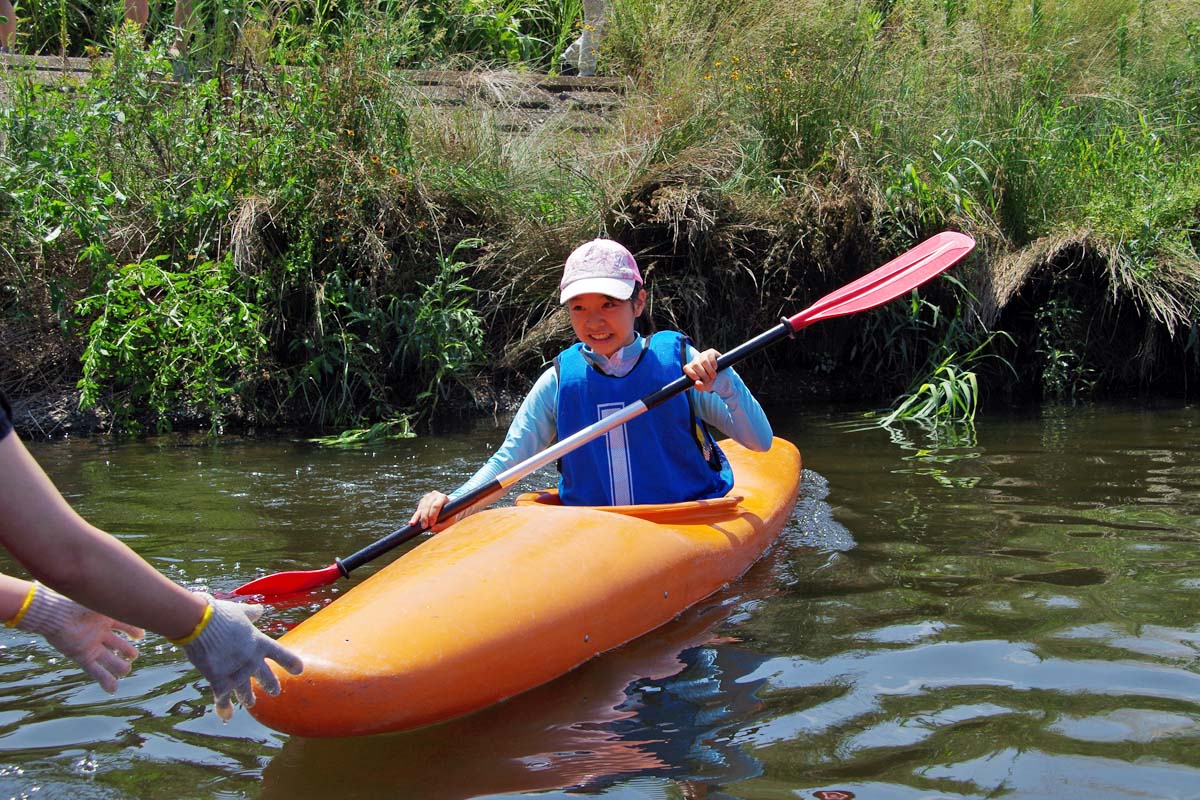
left=0, top=432, right=302, bottom=718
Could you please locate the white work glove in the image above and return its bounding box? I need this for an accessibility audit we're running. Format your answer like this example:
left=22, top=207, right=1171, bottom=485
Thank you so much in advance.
left=11, top=582, right=143, bottom=693
left=176, top=594, right=303, bottom=721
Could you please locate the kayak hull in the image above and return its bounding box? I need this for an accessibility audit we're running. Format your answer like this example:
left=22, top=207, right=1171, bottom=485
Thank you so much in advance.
left=248, top=437, right=801, bottom=737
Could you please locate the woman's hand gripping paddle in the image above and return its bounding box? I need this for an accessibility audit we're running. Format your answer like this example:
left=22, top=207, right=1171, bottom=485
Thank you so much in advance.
left=231, top=230, right=975, bottom=599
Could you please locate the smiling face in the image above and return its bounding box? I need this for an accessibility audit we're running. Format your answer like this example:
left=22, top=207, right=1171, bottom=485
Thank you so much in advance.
left=566, top=290, right=647, bottom=358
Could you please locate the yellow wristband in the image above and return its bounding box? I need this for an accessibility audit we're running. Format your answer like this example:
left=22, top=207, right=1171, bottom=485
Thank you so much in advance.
left=168, top=602, right=213, bottom=646
left=5, top=583, right=38, bottom=628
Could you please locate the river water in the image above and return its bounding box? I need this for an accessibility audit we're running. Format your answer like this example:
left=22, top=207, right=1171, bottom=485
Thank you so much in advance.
left=2, top=401, right=1199, bottom=799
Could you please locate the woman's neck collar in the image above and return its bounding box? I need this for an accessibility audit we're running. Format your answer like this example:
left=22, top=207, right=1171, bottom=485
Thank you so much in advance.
left=583, top=333, right=645, bottom=375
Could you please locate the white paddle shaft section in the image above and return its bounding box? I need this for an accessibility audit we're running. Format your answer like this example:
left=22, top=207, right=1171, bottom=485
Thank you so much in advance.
left=493, top=400, right=650, bottom=489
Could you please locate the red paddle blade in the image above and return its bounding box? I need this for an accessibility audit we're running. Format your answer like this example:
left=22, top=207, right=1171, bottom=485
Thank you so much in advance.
left=230, top=563, right=343, bottom=597
left=788, top=231, right=975, bottom=331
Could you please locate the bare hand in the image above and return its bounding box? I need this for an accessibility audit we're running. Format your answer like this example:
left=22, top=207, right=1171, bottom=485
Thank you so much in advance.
left=683, top=348, right=721, bottom=392
left=410, top=491, right=451, bottom=532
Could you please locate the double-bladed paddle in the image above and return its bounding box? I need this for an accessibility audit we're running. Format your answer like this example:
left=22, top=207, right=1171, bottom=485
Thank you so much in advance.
left=231, top=230, right=975, bottom=599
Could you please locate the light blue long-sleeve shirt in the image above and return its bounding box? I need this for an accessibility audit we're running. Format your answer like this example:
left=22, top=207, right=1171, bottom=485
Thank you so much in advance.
left=450, top=334, right=774, bottom=501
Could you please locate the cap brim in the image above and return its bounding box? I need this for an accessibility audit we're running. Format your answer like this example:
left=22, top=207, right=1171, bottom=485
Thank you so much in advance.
left=560, top=277, right=636, bottom=304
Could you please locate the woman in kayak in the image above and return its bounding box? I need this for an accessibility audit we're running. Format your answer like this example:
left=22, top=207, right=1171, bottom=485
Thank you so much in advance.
left=0, top=394, right=302, bottom=719
left=411, top=238, right=773, bottom=528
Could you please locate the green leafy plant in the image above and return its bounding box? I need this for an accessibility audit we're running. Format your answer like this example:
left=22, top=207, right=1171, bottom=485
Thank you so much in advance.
left=284, top=271, right=397, bottom=427
left=1035, top=296, right=1097, bottom=401
left=851, top=276, right=984, bottom=390
left=399, top=238, right=487, bottom=414
left=883, top=132, right=997, bottom=238
left=75, top=254, right=264, bottom=432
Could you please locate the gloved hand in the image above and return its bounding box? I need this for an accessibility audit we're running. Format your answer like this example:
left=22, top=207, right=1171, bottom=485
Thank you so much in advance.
left=176, top=594, right=303, bottom=721
left=11, top=582, right=143, bottom=693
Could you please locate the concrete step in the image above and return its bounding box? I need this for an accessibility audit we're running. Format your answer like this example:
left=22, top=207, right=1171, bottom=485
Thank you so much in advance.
left=1, top=55, right=623, bottom=133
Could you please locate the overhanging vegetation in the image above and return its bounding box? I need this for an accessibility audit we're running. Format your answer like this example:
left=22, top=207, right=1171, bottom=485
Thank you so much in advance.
left=1, top=0, right=1197, bottom=435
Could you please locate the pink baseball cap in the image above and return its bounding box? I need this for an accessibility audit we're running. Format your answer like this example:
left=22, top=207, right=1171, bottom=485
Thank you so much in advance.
left=559, top=239, right=643, bottom=303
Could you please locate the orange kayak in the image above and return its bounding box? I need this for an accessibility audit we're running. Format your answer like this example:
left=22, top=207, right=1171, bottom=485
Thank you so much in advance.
left=249, top=437, right=801, bottom=737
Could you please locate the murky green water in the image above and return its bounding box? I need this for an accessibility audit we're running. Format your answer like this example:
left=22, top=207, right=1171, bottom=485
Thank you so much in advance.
left=3, top=402, right=1200, bottom=799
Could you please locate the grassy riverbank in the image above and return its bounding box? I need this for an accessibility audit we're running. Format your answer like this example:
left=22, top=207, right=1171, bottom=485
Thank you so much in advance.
left=1, top=0, right=1198, bottom=436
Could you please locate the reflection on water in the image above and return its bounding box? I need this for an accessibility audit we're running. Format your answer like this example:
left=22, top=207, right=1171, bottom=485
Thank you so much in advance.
left=1, top=403, right=1200, bottom=799
left=261, top=598, right=769, bottom=800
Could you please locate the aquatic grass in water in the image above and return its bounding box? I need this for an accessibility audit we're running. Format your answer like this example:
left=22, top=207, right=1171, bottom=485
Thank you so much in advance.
left=879, top=326, right=1015, bottom=424
left=308, top=414, right=417, bottom=447
left=851, top=277, right=1015, bottom=433
left=881, top=356, right=979, bottom=426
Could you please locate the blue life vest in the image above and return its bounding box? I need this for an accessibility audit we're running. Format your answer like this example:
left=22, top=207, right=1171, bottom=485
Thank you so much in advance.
left=555, top=331, right=734, bottom=506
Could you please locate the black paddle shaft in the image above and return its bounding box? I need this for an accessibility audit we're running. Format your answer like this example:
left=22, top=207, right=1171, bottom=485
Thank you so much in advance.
left=337, top=490, right=481, bottom=576
left=642, top=321, right=794, bottom=409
